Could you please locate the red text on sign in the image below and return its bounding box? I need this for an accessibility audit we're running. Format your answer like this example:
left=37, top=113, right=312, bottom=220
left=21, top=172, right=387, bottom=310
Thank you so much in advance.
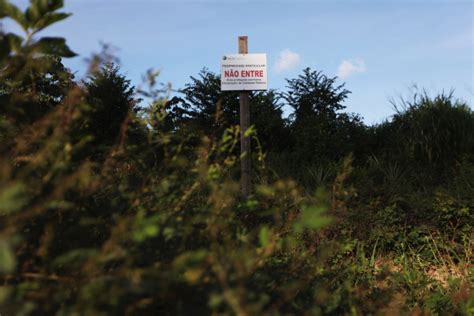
left=241, top=70, right=263, bottom=78
left=224, top=70, right=264, bottom=78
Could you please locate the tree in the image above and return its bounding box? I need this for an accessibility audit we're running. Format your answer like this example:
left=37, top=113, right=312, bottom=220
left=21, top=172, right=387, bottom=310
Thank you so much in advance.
left=285, top=68, right=349, bottom=119
left=283, top=68, right=363, bottom=165
left=83, top=64, right=137, bottom=155
left=249, top=90, right=290, bottom=153
left=0, top=0, right=76, bottom=124
left=168, top=69, right=239, bottom=138
left=169, top=69, right=289, bottom=153
left=0, top=55, right=74, bottom=123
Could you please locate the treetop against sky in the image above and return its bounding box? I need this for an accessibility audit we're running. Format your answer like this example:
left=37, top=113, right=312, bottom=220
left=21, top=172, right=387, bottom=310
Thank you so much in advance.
left=5, top=0, right=473, bottom=123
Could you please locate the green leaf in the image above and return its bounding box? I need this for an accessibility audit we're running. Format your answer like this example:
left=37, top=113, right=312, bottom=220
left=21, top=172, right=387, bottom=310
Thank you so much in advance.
left=29, top=0, right=64, bottom=15
left=46, top=200, right=74, bottom=210
left=144, top=225, right=158, bottom=237
left=259, top=225, right=270, bottom=247
left=0, top=1, right=28, bottom=30
left=0, top=286, right=12, bottom=304
left=5, top=32, right=23, bottom=52
left=33, top=12, right=71, bottom=34
left=25, top=5, right=41, bottom=24
left=293, top=205, right=332, bottom=233
left=209, top=293, right=224, bottom=309
left=173, top=250, right=208, bottom=270
left=52, top=249, right=97, bottom=269
left=37, top=0, right=50, bottom=14
left=31, top=36, right=77, bottom=57
left=0, top=183, right=28, bottom=215
left=244, top=125, right=256, bottom=137
left=47, top=0, right=64, bottom=11
left=0, top=240, right=15, bottom=274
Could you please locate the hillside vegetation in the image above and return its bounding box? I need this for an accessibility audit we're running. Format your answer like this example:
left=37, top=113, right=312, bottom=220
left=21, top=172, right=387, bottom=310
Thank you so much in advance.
left=0, top=1, right=472, bottom=315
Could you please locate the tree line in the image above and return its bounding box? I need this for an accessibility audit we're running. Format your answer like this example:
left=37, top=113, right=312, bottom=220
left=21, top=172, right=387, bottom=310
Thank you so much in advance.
left=0, top=1, right=472, bottom=314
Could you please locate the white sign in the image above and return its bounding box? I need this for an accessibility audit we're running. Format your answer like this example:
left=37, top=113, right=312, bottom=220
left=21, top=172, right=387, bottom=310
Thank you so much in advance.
left=221, top=54, right=267, bottom=91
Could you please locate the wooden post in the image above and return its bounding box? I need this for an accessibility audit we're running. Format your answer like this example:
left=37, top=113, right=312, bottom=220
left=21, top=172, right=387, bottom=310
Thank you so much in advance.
left=239, top=36, right=251, bottom=197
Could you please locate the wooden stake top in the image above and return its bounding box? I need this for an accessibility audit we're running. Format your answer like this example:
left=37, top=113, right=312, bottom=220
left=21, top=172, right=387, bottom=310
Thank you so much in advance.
left=238, top=36, right=248, bottom=54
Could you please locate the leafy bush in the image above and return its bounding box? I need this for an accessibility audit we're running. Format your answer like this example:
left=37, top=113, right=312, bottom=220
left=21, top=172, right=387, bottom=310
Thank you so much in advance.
left=0, top=2, right=339, bottom=314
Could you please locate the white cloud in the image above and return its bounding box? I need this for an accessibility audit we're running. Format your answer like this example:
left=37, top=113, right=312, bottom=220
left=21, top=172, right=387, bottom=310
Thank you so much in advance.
left=275, top=49, right=300, bottom=73
left=337, top=59, right=367, bottom=79
left=440, top=29, right=473, bottom=49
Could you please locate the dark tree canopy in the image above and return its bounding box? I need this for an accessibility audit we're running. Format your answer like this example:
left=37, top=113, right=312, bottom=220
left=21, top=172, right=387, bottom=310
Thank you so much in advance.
left=284, top=67, right=350, bottom=121
left=0, top=55, right=74, bottom=123
left=83, top=64, right=136, bottom=152
left=169, top=69, right=289, bottom=153
left=0, top=2, right=472, bottom=314
left=169, top=69, right=239, bottom=137
left=281, top=68, right=363, bottom=166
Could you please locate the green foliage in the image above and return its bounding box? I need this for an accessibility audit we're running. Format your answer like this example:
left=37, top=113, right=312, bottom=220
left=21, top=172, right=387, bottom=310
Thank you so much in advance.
left=276, top=68, right=367, bottom=184
left=285, top=68, right=354, bottom=158
left=0, top=1, right=472, bottom=314
left=0, top=9, right=338, bottom=313
left=0, top=240, right=15, bottom=274
left=0, top=182, right=28, bottom=215
left=0, top=0, right=75, bottom=59
left=169, top=69, right=289, bottom=153
left=168, top=69, right=239, bottom=137
left=0, top=0, right=75, bottom=125
left=83, top=63, right=138, bottom=154
left=0, top=1, right=28, bottom=30
left=375, top=90, right=474, bottom=171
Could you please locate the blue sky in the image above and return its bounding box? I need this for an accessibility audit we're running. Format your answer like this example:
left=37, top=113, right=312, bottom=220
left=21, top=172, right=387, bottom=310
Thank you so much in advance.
left=5, top=0, right=474, bottom=124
